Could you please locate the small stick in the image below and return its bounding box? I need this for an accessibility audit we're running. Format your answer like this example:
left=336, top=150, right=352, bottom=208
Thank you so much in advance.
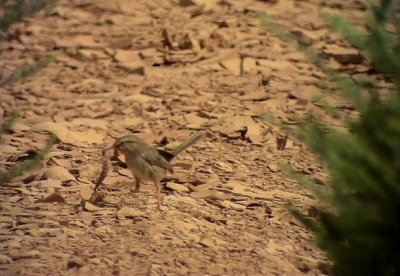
left=89, top=150, right=111, bottom=203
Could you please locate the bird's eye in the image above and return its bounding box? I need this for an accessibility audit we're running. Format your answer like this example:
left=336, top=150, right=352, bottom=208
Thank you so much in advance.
left=115, top=141, right=125, bottom=148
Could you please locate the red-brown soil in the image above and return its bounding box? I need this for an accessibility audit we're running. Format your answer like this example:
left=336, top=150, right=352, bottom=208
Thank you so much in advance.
left=0, top=0, right=383, bottom=275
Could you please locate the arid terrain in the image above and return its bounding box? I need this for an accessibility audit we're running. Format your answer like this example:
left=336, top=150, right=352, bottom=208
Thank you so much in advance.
left=0, top=0, right=381, bottom=275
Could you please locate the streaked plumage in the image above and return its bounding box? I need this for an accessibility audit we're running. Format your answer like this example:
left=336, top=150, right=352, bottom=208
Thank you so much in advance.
left=111, top=132, right=205, bottom=210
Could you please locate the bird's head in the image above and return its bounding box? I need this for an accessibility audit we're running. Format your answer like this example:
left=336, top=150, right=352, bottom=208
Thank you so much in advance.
left=102, top=134, right=153, bottom=158
left=113, top=135, right=144, bottom=151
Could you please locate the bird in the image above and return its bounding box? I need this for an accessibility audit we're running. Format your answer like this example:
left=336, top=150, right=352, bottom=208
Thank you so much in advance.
left=103, top=131, right=205, bottom=210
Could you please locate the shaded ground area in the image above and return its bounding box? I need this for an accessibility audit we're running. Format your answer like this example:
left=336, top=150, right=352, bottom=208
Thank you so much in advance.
left=0, top=0, right=386, bottom=275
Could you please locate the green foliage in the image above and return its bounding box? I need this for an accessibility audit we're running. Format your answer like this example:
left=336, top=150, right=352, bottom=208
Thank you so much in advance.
left=0, top=0, right=55, bottom=86
left=294, top=98, right=400, bottom=275
left=0, top=1, right=56, bottom=185
left=0, top=0, right=54, bottom=34
left=262, top=1, right=400, bottom=275
left=0, top=55, right=54, bottom=87
left=0, top=134, right=57, bottom=185
left=0, top=111, right=18, bottom=137
left=258, top=13, right=329, bottom=73
left=326, top=8, right=400, bottom=85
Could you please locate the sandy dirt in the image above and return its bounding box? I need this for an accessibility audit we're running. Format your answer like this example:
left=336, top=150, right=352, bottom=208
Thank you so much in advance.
left=0, top=0, right=383, bottom=275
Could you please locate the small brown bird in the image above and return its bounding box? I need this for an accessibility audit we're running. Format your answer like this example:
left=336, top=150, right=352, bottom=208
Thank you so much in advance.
left=103, top=132, right=205, bottom=210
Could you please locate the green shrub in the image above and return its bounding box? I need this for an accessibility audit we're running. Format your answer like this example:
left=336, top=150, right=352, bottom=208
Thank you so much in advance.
left=0, top=0, right=56, bottom=184
left=0, top=55, right=54, bottom=87
left=262, top=1, right=400, bottom=275
left=0, top=134, right=57, bottom=185
left=0, top=0, right=54, bottom=34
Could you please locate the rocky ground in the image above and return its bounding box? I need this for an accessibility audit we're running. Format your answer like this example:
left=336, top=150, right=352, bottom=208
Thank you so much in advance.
left=0, top=0, right=386, bottom=275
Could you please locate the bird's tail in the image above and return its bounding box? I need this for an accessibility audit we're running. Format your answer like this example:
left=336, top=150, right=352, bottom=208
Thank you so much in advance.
left=170, top=131, right=205, bottom=156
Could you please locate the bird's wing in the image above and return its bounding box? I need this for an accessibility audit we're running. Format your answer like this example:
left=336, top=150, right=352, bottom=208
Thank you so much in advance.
left=140, top=147, right=174, bottom=173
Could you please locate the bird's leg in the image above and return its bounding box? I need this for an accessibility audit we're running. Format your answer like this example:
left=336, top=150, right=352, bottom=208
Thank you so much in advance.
left=134, top=177, right=141, bottom=193
left=154, top=180, right=162, bottom=211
